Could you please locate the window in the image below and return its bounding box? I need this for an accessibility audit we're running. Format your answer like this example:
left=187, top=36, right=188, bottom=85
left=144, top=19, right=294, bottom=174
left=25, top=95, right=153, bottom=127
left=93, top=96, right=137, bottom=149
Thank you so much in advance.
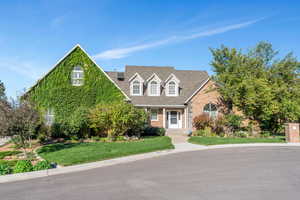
left=149, top=81, right=159, bottom=96
left=45, top=109, right=54, bottom=126
left=132, top=80, right=142, bottom=95
left=203, top=103, right=218, bottom=118
left=71, top=66, right=84, bottom=86
left=150, top=110, right=158, bottom=121
left=167, top=81, right=177, bottom=96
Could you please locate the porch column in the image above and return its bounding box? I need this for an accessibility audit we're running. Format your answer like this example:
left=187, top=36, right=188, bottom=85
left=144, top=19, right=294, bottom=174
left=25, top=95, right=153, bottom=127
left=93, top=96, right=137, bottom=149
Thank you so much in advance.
left=185, top=107, right=188, bottom=129
left=163, top=108, right=166, bottom=128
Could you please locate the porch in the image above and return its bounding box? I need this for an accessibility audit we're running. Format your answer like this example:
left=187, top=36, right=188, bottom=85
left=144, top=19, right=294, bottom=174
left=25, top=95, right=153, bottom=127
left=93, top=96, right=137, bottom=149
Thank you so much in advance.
left=144, top=106, right=190, bottom=129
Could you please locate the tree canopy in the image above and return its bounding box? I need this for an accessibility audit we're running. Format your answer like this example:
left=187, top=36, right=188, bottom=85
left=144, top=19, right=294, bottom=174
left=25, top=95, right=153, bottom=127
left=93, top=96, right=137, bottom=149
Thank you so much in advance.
left=210, top=41, right=300, bottom=133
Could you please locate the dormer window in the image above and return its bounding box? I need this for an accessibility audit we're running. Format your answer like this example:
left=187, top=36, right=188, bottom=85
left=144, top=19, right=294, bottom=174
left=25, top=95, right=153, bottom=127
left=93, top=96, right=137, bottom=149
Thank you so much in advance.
left=168, top=81, right=176, bottom=95
left=149, top=81, right=160, bottom=96
left=147, top=73, right=161, bottom=96
left=165, top=74, right=180, bottom=96
left=132, top=80, right=142, bottom=95
left=71, top=66, right=84, bottom=86
left=129, top=73, right=144, bottom=96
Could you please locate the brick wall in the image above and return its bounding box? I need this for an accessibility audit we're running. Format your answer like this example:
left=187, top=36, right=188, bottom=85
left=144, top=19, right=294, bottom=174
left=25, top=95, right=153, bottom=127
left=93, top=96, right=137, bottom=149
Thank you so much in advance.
left=189, top=80, right=221, bottom=130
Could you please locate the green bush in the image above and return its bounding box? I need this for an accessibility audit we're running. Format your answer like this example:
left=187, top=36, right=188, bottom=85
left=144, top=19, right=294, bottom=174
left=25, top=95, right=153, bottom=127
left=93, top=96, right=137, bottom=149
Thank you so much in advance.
left=0, top=163, right=11, bottom=175
left=143, top=127, right=166, bottom=136
left=233, top=131, right=249, bottom=138
left=0, top=150, right=21, bottom=159
left=89, top=102, right=147, bottom=140
left=260, top=131, right=272, bottom=138
left=193, top=127, right=216, bottom=137
left=33, top=160, right=53, bottom=171
left=51, top=106, right=90, bottom=139
left=13, top=160, right=33, bottom=173
left=224, top=114, right=243, bottom=133
left=0, top=160, right=18, bottom=168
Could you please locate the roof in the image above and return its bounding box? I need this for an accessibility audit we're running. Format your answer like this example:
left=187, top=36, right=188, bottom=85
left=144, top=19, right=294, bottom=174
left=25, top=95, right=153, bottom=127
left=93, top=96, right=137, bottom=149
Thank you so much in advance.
left=107, top=65, right=209, bottom=106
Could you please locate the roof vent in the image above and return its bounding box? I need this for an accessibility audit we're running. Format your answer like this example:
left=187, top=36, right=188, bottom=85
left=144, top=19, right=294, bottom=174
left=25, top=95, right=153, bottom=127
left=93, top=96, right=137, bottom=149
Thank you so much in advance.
left=117, top=72, right=125, bottom=80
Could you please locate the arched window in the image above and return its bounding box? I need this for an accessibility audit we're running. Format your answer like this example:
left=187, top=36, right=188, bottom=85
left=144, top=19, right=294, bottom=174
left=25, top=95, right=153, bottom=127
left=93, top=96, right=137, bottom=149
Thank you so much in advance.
left=203, top=103, right=218, bottom=118
left=150, top=81, right=159, bottom=96
left=132, top=80, right=141, bottom=95
left=168, top=81, right=177, bottom=96
left=71, top=66, right=84, bottom=86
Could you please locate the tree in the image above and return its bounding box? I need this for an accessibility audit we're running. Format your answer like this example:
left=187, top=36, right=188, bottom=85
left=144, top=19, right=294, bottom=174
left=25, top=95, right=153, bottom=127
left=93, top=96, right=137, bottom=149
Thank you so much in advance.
left=0, top=94, right=40, bottom=156
left=210, top=41, right=300, bottom=134
left=0, top=80, right=6, bottom=101
left=0, top=81, right=11, bottom=137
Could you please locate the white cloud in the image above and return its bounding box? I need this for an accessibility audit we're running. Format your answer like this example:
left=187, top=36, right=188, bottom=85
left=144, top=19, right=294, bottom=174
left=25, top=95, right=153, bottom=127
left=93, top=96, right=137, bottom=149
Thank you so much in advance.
left=0, top=58, right=45, bottom=80
left=93, top=18, right=263, bottom=60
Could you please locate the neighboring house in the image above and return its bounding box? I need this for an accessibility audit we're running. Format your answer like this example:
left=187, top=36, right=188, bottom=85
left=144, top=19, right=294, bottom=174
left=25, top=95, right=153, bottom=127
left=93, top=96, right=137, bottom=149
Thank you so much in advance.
left=26, top=44, right=220, bottom=130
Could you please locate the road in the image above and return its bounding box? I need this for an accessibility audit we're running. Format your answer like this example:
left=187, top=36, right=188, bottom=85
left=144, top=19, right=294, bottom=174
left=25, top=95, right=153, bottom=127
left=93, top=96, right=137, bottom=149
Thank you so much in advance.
left=1, top=147, right=300, bottom=200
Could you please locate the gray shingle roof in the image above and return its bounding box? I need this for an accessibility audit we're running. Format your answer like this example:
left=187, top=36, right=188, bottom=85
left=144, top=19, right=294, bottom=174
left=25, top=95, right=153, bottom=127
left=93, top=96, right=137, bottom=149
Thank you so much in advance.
left=106, top=65, right=209, bottom=106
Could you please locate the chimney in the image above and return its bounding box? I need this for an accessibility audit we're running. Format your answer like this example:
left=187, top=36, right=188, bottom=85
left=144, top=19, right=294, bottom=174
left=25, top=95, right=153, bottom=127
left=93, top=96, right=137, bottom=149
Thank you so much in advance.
left=117, top=72, right=125, bottom=80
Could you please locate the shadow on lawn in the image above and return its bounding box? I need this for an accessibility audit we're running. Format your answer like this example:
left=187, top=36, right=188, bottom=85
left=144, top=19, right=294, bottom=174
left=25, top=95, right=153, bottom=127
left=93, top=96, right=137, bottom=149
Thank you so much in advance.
left=37, top=143, right=83, bottom=154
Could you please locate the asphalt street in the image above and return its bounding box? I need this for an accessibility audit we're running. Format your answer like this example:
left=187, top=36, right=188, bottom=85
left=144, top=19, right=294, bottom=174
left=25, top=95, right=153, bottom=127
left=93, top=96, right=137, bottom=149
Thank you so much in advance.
left=1, top=146, right=300, bottom=200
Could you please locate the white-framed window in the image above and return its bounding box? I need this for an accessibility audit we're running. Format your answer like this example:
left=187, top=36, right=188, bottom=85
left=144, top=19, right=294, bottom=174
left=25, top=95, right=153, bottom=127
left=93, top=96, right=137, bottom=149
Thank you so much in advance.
left=71, top=66, right=84, bottom=86
left=131, top=80, right=142, bottom=96
left=150, top=110, right=158, bottom=121
left=149, top=81, right=160, bottom=96
left=167, top=81, right=178, bottom=96
left=203, top=103, right=218, bottom=119
left=45, top=109, right=55, bottom=126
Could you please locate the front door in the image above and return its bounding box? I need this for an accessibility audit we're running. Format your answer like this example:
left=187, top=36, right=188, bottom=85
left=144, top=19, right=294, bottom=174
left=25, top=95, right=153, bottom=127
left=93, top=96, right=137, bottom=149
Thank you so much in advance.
left=168, top=111, right=182, bottom=129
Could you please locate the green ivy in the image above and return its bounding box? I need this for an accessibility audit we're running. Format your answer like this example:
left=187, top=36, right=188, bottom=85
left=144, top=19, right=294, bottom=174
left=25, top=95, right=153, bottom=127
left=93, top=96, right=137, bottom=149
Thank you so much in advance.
left=26, top=47, right=125, bottom=124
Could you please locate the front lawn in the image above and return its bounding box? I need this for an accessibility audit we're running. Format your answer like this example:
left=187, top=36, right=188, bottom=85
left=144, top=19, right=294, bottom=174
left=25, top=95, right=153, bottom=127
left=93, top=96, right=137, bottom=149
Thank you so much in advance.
left=37, top=136, right=173, bottom=166
left=189, top=136, right=286, bottom=146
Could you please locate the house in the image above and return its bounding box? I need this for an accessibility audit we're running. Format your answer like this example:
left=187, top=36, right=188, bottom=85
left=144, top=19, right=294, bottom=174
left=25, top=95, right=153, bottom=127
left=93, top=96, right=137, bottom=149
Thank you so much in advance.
left=107, top=66, right=219, bottom=130
left=26, top=44, right=220, bottom=130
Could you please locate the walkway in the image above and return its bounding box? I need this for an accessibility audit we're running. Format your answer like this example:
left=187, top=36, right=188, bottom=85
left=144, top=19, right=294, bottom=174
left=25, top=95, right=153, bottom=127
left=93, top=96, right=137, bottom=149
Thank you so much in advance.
left=166, top=129, right=206, bottom=150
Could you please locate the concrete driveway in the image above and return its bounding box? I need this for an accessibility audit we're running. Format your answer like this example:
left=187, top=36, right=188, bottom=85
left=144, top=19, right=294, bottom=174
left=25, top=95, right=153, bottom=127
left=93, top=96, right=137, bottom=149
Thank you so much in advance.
left=1, top=146, right=300, bottom=200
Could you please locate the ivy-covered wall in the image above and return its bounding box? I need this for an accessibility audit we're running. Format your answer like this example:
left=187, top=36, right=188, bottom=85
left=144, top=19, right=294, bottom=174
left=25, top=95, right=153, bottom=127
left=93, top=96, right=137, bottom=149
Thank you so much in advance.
left=26, top=46, right=125, bottom=122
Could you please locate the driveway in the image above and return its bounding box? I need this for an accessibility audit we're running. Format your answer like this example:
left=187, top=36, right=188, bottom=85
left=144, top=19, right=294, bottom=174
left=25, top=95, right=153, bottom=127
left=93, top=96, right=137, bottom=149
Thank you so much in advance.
left=1, top=147, right=300, bottom=200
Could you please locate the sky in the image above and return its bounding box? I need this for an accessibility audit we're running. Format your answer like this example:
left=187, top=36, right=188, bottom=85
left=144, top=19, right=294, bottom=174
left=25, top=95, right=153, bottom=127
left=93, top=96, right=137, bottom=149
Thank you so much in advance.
left=0, top=0, right=300, bottom=98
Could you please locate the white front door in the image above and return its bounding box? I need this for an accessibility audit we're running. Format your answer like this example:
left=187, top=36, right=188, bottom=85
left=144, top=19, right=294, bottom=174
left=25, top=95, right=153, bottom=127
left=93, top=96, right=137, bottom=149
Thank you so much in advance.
left=168, top=111, right=182, bottom=129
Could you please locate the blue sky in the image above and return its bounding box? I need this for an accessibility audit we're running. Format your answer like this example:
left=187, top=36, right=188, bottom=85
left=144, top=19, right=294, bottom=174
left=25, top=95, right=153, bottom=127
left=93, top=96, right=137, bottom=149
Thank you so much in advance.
left=0, top=0, right=300, bottom=98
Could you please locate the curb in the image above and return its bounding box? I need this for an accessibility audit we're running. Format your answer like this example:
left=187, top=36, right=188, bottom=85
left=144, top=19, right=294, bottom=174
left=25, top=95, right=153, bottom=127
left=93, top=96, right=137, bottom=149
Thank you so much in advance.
left=1, top=143, right=300, bottom=183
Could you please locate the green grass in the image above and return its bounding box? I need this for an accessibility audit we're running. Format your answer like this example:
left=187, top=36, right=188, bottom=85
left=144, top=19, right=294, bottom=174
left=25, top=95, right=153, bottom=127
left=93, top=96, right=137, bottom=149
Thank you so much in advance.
left=0, top=151, right=22, bottom=159
left=188, top=136, right=286, bottom=146
left=37, top=136, right=174, bottom=166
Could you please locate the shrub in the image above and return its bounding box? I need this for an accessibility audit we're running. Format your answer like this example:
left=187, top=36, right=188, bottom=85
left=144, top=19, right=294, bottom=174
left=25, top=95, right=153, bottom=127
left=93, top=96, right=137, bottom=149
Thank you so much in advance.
left=224, top=114, right=243, bottom=133
left=192, top=127, right=216, bottom=137
left=143, top=127, right=166, bottom=136
left=260, top=131, right=272, bottom=138
left=212, top=116, right=226, bottom=135
left=0, top=163, right=11, bottom=175
left=52, top=106, right=90, bottom=139
left=0, top=150, right=22, bottom=159
left=233, top=130, right=249, bottom=138
left=193, top=113, right=212, bottom=130
left=36, top=124, right=51, bottom=143
left=33, top=160, right=52, bottom=171
left=0, top=160, right=18, bottom=168
left=13, top=160, right=33, bottom=173
left=89, top=103, right=147, bottom=140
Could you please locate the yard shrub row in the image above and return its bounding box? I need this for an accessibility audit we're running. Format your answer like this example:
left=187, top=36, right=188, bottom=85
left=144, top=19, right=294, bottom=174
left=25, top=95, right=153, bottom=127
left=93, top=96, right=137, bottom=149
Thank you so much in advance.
left=0, top=160, right=53, bottom=175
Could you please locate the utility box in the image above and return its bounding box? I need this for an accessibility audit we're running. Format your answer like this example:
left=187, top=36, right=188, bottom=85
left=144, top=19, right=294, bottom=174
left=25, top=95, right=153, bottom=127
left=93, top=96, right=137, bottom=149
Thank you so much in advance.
left=285, top=123, right=300, bottom=143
